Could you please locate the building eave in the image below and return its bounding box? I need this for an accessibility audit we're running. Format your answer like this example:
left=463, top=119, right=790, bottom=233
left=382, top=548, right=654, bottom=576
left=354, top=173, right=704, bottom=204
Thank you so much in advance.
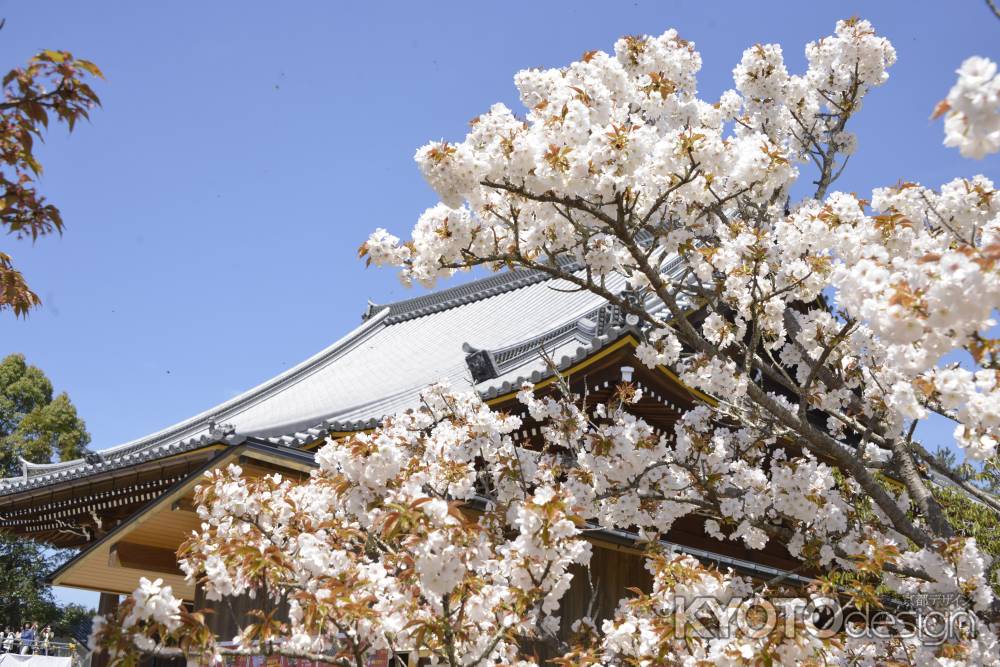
left=47, top=439, right=315, bottom=596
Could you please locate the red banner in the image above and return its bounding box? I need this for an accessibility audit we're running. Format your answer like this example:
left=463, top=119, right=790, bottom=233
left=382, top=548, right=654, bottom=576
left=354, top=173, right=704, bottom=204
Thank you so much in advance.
left=226, top=650, right=389, bottom=667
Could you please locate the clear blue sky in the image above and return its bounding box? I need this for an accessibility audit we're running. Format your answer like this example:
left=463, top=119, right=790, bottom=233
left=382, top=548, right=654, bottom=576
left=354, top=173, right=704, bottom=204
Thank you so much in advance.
left=1, top=1, right=996, bottom=607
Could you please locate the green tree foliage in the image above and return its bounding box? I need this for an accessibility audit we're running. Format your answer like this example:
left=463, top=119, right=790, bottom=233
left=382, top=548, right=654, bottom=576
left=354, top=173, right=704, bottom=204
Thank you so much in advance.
left=932, top=444, right=1000, bottom=495
left=0, top=534, right=94, bottom=638
left=53, top=602, right=97, bottom=643
left=935, top=485, right=1000, bottom=593
left=0, top=353, right=89, bottom=479
left=0, top=37, right=103, bottom=317
left=0, top=532, right=65, bottom=629
left=0, top=353, right=93, bottom=636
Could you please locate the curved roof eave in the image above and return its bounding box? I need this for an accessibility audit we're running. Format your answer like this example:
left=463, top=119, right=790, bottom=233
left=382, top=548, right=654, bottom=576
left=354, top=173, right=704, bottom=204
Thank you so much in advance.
left=0, top=258, right=690, bottom=497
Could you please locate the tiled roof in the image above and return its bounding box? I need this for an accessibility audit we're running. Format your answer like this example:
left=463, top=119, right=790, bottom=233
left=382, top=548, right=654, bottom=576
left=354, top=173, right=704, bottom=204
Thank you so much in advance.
left=0, top=260, right=684, bottom=496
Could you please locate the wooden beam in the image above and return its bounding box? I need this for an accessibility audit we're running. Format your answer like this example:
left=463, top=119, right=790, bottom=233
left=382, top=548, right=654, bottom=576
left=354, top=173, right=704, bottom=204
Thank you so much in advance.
left=237, top=455, right=312, bottom=478
left=109, top=540, right=183, bottom=577
left=171, top=497, right=197, bottom=513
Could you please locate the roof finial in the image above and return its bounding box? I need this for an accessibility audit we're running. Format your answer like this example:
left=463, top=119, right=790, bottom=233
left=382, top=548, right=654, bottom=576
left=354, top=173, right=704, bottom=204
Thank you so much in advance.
left=83, top=448, right=105, bottom=465
left=362, top=300, right=381, bottom=321
left=464, top=344, right=499, bottom=384
left=208, top=421, right=236, bottom=440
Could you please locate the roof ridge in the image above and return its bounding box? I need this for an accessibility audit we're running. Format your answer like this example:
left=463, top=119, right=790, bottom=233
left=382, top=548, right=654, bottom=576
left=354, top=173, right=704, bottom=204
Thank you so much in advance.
left=369, top=258, right=582, bottom=325
left=367, top=269, right=546, bottom=325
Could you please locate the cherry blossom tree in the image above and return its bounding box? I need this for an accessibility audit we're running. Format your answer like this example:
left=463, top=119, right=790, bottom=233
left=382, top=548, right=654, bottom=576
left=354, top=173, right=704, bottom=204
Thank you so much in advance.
left=92, top=18, right=1000, bottom=666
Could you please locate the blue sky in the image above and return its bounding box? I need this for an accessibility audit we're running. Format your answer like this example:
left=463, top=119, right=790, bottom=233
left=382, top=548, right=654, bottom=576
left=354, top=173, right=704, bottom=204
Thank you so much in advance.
left=1, top=1, right=996, bottom=607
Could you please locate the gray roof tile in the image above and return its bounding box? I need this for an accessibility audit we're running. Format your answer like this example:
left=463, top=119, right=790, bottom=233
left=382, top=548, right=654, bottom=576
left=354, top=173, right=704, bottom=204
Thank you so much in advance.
left=1, top=260, right=684, bottom=495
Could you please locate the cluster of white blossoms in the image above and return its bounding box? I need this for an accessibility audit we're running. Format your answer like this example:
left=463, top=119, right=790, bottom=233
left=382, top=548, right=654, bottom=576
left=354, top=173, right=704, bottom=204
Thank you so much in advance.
left=89, top=577, right=183, bottom=655
left=940, top=56, right=1000, bottom=159
left=891, top=538, right=995, bottom=613
left=592, top=552, right=842, bottom=665
left=770, top=175, right=1000, bottom=459
left=96, top=378, right=992, bottom=665
left=385, top=14, right=1000, bottom=485
left=95, top=380, right=998, bottom=666
left=126, top=578, right=183, bottom=632
left=98, top=384, right=607, bottom=665
left=97, top=18, right=1000, bottom=667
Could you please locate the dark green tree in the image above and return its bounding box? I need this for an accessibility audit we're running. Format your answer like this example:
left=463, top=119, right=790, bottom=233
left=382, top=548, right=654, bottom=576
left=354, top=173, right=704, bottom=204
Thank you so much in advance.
left=0, top=352, right=89, bottom=477
left=0, top=354, right=92, bottom=635
left=0, top=533, right=65, bottom=629
left=53, top=602, right=97, bottom=643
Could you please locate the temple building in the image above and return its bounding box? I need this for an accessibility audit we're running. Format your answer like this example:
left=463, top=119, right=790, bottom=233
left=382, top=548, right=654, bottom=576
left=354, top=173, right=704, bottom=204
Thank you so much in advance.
left=0, top=266, right=810, bottom=652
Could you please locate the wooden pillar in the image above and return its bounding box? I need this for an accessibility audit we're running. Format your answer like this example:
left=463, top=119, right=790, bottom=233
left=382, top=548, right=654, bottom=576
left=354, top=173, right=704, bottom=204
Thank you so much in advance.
left=90, top=593, right=119, bottom=667
left=194, top=583, right=289, bottom=643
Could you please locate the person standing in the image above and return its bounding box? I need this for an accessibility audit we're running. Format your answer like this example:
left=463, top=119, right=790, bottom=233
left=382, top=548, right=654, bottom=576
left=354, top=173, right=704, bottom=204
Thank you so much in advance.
left=19, top=622, right=34, bottom=655
left=1, top=627, right=12, bottom=653
left=40, top=626, right=52, bottom=656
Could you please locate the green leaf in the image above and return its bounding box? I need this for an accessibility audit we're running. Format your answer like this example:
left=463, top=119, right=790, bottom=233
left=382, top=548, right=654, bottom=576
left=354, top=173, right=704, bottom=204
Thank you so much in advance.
left=41, top=50, right=66, bottom=63
left=76, top=59, right=104, bottom=78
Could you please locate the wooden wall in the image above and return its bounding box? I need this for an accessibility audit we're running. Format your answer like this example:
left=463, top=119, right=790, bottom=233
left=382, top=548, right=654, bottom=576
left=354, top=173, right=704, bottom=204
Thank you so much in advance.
left=559, top=544, right=653, bottom=635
